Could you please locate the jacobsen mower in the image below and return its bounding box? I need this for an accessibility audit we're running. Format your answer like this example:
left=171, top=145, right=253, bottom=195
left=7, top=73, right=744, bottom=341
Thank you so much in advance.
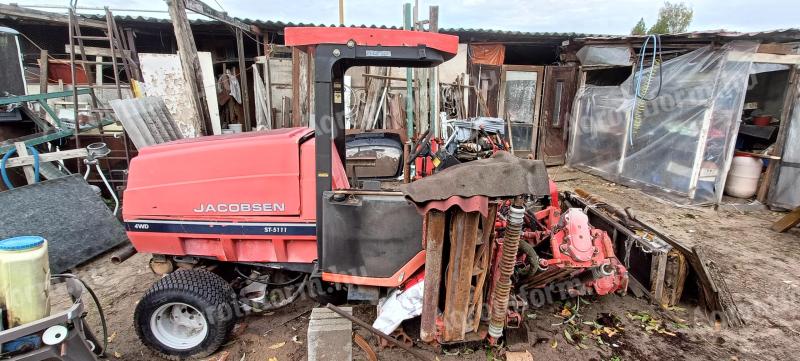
left=123, top=27, right=627, bottom=359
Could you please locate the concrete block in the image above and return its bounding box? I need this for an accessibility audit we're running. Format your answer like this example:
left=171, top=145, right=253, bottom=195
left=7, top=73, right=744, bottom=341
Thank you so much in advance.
left=308, top=307, right=352, bottom=361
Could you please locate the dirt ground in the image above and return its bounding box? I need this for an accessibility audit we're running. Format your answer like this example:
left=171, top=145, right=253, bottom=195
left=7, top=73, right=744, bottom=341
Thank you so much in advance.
left=52, top=167, right=800, bottom=361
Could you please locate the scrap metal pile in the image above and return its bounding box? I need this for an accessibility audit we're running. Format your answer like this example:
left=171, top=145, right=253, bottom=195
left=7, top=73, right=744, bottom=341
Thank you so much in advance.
left=403, top=121, right=629, bottom=345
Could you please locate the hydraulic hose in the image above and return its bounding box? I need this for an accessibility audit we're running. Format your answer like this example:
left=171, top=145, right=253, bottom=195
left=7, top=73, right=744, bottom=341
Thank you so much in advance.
left=517, top=239, right=541, bottom=277
left=630, top=34, right=663, bottom=145
left=489, top=204, right=525, bottom=339
left=1, top=145, right=40, bottom=189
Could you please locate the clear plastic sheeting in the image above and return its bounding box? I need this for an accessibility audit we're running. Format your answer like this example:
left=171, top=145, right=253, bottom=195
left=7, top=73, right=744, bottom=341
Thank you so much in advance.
left=568, top=41, right=759, bottom=204
left=769, top=93, right=800, bottom=209
left=576, top=46, right=633, bottom=66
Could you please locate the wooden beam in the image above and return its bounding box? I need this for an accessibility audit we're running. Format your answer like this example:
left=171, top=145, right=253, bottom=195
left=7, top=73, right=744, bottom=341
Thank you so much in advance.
left=3, top=148, right=89, bottom=168
left=428, top=5, right=439, bottom=137
left=183, top=0, right=252, bottom=33
left=771, top=207, right=800, bottom=233
left=420, top=210, right=446, bottom=343
left=758, top=43, right=794, bottom=55
left=728, top=51, right=800, bottom=65
left=13, top=143, right=35, bottom=184
left=236, top=28, right=252, bottom=131
left=64, top=45, right=131, bottom=58
left=167, top=0, right=213, bottom=135
left=38, top=50, right=48, bottom=94
left=442, top=210, right=480, bottom=342
left=0, top=4, right=107, bottom=29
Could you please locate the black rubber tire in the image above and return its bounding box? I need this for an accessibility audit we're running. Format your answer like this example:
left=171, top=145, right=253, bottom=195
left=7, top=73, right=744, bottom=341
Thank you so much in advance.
left=134, top=269, right=239, bottom=360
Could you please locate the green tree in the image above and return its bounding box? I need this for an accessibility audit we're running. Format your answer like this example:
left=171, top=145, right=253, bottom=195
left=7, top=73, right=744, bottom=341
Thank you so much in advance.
left=631, top=18, right=647, bottom=35
left=631, top=2, right=693, bottom=35
left=648, top=2, right=693, bottom=34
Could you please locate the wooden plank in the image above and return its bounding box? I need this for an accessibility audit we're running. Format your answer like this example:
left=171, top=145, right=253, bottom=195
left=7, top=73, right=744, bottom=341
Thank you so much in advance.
left=64, top=45, right=131, bottom=58
left=650, top=250, right=668, bottom=306
left=420, top=210, right=446, bottom=343
left=771, top=207, right=800, bottom=233
left=236, top=29, right=252, bottom=131
left=728, top=51, right=800, bottom=65
left=758, top=43, right=794, bottom=55
left=38, top=50, right=49, bottom=94
left=470, top=204, right=497, bottom=332
left=184, top=0, right=253, bottom=33
left=14, top=143, right=35, bottom=185
left=4, top=149, right=88, bottom=168
left=661, top=249, right=688, bottom=307
left=442, top=210, right=480, bottom=342
left=167, top=0, right=213, bottom=135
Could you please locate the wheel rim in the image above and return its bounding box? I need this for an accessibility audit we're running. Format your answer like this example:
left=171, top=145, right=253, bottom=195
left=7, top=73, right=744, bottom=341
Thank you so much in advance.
left=150, top=302, right=208, bottom=350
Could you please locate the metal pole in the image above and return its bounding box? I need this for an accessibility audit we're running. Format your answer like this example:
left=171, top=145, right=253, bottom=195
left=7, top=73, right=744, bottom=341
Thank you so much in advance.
left=403, top=3, right=414, bottom=139
left=68, top=8, right=82, bottom=175
left=338, top=0, right=344, bottom=25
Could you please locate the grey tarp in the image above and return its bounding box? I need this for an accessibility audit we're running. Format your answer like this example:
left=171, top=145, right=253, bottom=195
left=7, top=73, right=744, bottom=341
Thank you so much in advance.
left=400, top=151, right=550, bottom=203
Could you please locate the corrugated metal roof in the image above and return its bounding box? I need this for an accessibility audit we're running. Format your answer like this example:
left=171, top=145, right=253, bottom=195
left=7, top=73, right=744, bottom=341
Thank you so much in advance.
left=82, top=14, right=599, bottom=39
left=575, top=28, right=800, bottom=42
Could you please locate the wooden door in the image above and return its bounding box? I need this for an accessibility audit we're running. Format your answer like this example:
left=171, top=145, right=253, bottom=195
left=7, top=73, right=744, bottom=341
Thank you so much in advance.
left=498, top=65, right=544, bottom=158
left=538, top=66, right=578, bottom=165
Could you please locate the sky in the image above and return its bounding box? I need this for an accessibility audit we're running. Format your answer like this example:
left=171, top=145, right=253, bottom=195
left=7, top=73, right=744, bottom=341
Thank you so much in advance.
left=11, top=0, right=800, bottom=35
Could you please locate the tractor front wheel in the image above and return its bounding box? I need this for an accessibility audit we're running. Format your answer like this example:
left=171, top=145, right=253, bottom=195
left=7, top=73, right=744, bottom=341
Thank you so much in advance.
left=134, top=269, right=239, bottom=360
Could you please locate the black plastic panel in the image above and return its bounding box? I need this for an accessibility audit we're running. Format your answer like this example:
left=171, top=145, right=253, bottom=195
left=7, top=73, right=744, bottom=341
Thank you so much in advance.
left=321, top=191, right=423, bottom=278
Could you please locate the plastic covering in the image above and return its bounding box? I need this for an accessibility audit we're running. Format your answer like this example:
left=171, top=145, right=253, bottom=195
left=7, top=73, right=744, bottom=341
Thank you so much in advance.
left=372, top=280, right=424, bottom=334
left=576, top=46, right=633, bottom=66
left=568, top=41, right=759, bottom=204
left=770, top=93, right=800, bottom=209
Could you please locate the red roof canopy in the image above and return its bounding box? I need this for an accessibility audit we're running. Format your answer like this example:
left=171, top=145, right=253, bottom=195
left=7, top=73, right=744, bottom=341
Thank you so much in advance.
left=284, top=27, right=459, bottom=55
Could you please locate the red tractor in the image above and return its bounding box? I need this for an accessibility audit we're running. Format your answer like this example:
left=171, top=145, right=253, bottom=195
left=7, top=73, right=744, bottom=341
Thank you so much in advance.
left=123, top=27, right=627, bottom=359
left=123, top=27, right=460, bottom=359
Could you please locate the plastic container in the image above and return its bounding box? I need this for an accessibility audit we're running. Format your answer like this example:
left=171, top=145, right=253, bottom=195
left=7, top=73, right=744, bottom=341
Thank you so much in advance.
left=0, top=236, right=51, bottom=328
left=752, top=115, right=772, bottom=126
left=228, top=124, right=243, bottom=133
left=724, top=156, right=763, bottom=198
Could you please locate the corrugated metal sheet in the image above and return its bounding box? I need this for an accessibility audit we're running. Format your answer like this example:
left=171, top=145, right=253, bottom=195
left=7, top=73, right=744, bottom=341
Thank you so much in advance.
left=575, top=28, right=800, bottom=43
left=81, top=14, right=601, bottom=39
left=110, top=96, right=183, bottom=149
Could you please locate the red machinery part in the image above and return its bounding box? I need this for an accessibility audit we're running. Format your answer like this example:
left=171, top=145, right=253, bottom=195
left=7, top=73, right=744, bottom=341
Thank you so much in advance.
left=539, top=208, right=628, bottom=296
left=284, top=27, right=460, bottom=55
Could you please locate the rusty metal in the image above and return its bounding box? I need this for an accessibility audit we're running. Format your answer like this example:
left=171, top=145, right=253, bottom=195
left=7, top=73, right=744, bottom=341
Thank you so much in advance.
left=488, top=203, right=524, bottom=339
left=325, top=304, right=433, bottom=361
left=110, top=243, right=137, bottom=264
left=353, top=333, right=378, bottom=361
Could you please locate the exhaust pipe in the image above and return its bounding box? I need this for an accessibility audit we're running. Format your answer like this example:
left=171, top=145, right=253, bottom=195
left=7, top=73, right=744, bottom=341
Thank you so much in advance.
left=110, top=244, right=137, bottom=264
left=488, top=203, right=525, bottom=339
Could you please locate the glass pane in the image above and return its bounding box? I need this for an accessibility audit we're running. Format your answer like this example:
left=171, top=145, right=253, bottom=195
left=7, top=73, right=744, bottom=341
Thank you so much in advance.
left=552, top=81, right=564, bottom=127
left=503, top=71, right=537, bottom=124
left=511, top=123, right=533, bottom=151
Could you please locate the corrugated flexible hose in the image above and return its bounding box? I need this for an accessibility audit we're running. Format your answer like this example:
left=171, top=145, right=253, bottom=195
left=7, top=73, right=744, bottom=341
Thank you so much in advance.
left=489, top=204, right=525, bottom=338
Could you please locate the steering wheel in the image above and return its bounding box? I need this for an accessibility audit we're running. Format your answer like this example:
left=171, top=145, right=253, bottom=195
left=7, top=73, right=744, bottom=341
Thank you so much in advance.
left=407, top=129, right=433, bottom=165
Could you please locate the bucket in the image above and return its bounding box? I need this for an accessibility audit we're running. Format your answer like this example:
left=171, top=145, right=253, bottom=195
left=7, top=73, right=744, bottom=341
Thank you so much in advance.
left=752, top=115, right=772, bottom=126
left=0, top=236, right=51, bottom=328
left=724, top=156, right=763, bottom=198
